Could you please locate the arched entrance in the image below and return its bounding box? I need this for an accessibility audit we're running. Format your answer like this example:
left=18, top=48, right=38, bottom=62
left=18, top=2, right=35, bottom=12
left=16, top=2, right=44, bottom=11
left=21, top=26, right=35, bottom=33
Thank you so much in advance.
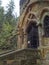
left=44, top=15, right=49, bottom=37
left=26, top=22, right=39, bottom=48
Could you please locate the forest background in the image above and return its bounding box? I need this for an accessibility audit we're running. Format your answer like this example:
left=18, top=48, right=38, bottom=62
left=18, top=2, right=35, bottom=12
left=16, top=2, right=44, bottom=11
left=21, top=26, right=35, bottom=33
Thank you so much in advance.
left=0, top=0, right=18, bottom=50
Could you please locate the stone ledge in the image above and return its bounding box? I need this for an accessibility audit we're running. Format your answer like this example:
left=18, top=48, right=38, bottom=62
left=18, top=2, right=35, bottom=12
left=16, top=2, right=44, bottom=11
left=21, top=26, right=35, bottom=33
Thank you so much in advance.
left=0, top=48, right=41, bottom=60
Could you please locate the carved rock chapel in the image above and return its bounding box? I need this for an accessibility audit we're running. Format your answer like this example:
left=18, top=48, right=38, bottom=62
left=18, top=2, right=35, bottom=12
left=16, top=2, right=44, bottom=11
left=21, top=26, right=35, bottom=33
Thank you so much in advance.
left=17, top=0, right=49, bottom=64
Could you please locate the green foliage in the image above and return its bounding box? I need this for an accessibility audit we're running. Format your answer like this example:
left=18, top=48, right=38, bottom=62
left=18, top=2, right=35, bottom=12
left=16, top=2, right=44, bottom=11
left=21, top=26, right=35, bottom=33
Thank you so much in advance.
left=0, top=22, right=12, bottom=48
left=3, top=22, right=13, bottom=33
left=0, top=7, right=4, bottom=32
left=0, top=0, right=18, bottom=50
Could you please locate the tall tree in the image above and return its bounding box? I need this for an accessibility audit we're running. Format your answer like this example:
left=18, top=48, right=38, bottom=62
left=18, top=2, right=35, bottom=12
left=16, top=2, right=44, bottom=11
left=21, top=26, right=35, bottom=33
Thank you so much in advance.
left=5, top=0, right=15, bottom=24
left=0, top=0, right=17, bottom=50
left=0, top=0, right=1, bottom=6
left=0, top=0, right=4, bottom=32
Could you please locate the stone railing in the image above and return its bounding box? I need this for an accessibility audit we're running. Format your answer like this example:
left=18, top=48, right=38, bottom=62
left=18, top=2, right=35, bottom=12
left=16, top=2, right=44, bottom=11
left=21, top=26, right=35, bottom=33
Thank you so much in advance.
left=0, top=48, right=41, bottom=65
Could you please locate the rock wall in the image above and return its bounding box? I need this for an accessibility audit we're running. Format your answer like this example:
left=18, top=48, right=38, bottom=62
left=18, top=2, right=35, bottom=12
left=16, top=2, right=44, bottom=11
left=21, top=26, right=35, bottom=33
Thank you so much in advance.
left=20, top=0, right=29, bottom=14
left=0, top=49, right=41, bottom=65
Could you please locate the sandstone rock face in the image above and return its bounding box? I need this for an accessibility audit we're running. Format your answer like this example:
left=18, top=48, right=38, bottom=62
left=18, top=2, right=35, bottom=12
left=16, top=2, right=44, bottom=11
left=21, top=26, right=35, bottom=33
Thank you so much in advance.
left=20, top=0, right=29, bottom=14
left=20, top=0, right=27, bottom=6
left=17, top=0, right=49, bottom=65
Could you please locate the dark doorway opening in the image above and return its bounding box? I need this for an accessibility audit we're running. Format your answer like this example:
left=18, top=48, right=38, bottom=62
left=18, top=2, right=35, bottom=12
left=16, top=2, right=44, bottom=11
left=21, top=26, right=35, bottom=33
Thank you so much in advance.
left=44, top=15, right=49, bottom=37
left=27, top=22, right=39, bottom=48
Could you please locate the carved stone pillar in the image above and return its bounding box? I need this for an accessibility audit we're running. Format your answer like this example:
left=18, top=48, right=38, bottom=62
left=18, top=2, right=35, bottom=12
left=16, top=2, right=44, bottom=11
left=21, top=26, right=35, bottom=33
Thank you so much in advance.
left=38, top=24, right=42, bottom=48
left=22, top=33, right=28, bottom=48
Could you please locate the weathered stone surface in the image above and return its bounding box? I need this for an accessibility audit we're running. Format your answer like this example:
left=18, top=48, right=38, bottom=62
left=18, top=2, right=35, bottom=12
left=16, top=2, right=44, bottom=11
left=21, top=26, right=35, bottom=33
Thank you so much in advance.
left=18, top=1, right=49, bottom=64
left=0, top=49, right=41, bottom=65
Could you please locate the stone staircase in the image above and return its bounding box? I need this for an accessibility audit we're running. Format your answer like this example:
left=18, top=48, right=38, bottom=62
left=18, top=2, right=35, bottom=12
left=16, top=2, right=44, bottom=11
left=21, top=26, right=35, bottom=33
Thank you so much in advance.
left=0, top=48, right=41, bottom=65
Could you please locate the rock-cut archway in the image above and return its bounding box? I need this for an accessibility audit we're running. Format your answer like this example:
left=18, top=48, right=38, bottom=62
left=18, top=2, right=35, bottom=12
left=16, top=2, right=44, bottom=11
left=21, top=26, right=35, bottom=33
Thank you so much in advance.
left=26, top=22, right=39, bottom=48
